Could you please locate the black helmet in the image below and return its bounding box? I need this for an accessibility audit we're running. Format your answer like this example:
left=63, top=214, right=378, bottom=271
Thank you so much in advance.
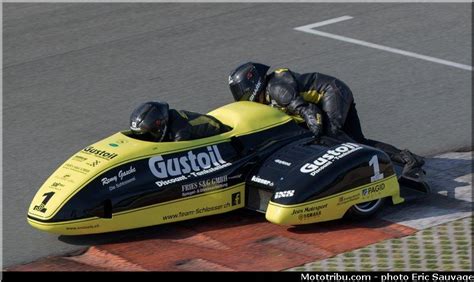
left=130, top=101, right=169, bottom=141
left=228, top=62, right=270, bottom=102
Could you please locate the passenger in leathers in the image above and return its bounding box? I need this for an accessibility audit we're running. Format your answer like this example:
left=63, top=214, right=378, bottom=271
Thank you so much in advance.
left=228, top=62, right=424, bottom=174
left=130, top=101, right=230, bottom=142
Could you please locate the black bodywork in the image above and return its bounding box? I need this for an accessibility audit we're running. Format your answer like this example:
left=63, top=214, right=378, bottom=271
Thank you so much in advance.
left=31, top=119, right=429, bottom=224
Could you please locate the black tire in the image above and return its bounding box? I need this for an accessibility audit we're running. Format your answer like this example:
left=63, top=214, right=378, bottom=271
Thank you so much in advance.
left=346, top=197, right=386, bottom=220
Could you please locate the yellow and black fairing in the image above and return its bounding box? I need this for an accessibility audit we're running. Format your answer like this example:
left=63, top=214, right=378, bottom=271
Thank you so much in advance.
left=27, top=102, right=311, bottom=235
left=246, top=138, right=404, bottom=225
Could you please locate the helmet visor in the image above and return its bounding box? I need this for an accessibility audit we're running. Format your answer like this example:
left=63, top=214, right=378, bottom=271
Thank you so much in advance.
left=230, top=81, right=258, bottom=102
left=230, top=83, right=245, bottom=101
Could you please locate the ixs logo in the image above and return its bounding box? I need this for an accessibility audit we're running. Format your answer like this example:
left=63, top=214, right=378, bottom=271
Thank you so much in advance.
left=82, top=146, right=118, bottom=160
left=148, top=145, right=228, bottom=179
left=251, top=175, right=274, bottom=187
left=274, top=190, right=295, bottom=199
left=300, top=143, right=362, bottom=176
left=362, top=183, right=385, bottom=196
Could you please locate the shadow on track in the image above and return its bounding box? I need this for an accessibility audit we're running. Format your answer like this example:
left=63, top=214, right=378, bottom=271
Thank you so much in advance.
left=58, top=156, right=471, bottom=247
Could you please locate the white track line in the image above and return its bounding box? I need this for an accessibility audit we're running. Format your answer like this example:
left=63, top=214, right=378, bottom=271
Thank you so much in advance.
left=294, top=16, right=473, bottom=72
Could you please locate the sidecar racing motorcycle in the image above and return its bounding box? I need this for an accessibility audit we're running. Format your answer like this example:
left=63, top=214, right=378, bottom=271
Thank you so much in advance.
left=27, top=102, right=429, bottom=235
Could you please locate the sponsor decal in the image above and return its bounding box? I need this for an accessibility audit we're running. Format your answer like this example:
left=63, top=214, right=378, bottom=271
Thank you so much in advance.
left=55, top=174, right=74, bottom=183
left=33, top=192, right=55, bottom=213
left=109, top=177, right=136, bottom=191
left=251, top=175, right=274, bottom=187
left=228, top=174, right=243, bottom=180
left=274, top=190, right=295, bottom=199
left=33, top=204, right=47, bottom=213
left=303, top=203, right=328, bottom=213
left=49, top=182, right=65, bottom=191
left=362, top=183, right=385, bottom=197
left=101, top=177, right=115, bottom=185
left=86, top=160, right=101, bottom=167
left=337, top=194, right=360, bottom=206
left=118, top=167, right=136, bottom=180
left=66, top=224, right=100, bottom=230
left=101, top=166, right=137, bottom=192
left=155, top=175, right=188, bottom=188
left=248, top=79, right=262, bottom=101
left=300, top=143, right=363, bottom=176
left=274, top=159, right=292, bottom=167
left=63, top=163, right=90, bottom=174
left=148, top=145, right=231, bottom=187
left=292, top=203, right=328, bottom=221
left=162, top=203, right=232, bottom=221
left=196, top=204, right=228, bottom=214
left=82, top=146, right=118, bottom=160
left=232, top=192, right=241, bottom=206
left=72, top=155, right=87, bottom=162
left=188, top=163, right=232, bottom=177
left=181, top=176, right=228, bottom=197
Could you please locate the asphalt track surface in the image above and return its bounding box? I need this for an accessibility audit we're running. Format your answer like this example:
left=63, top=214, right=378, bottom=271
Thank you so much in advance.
left=3, top=3, right=472, bottom=267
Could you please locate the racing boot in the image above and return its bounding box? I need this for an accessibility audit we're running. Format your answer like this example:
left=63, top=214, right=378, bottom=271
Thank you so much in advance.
left=399, top=149, right=425, bottom=178
left=397, top=149, right=430, bottom=196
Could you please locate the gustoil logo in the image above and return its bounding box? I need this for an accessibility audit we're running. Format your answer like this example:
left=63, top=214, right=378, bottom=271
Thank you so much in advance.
left=300, top=143, right=362, bottom=176
left=148, top=145, right=227, bottom=179
left=82, top=146, right=118, bottom=160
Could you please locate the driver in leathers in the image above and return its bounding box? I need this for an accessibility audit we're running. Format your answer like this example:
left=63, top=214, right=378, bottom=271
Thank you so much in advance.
left=129, top=101, right=230, bottom=142
left=228, top=62, right=424, bottom=174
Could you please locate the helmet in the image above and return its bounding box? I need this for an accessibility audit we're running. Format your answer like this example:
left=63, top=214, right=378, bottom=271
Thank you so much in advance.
left=228, top=62, right=270, bottom=102
left=130, top=101, right=169, bottom=141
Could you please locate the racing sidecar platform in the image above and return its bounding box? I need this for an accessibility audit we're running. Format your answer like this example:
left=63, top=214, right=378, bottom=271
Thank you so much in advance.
left=27, top=102, right=429, bottom=235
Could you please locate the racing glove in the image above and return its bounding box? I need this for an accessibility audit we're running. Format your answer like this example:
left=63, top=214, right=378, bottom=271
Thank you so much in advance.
left=296, top=103, right=323, bottom=139
left=267, top=83, right=323, bottom=139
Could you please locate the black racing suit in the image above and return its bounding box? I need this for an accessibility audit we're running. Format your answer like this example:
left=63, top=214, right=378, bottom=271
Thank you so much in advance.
left=264, top=68, right=424, bottom=173
left=264, top=68, right=356, bottom=139
left=164, top=109, right=231, bottom=141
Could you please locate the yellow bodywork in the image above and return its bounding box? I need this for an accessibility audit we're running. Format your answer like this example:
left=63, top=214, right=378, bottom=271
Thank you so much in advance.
left=27, top=102, right=293, bottom=234
left=265, top=175, right=403, bottom=225
left=28, top=184, right=245, bottom=235
left=27, top=101, right=404, bottom=235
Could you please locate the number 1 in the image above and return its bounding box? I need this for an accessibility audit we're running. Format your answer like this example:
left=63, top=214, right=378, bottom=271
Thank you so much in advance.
left=369, top=155, right=384, bottom=182
left=33, top=191, right=55, bottom=213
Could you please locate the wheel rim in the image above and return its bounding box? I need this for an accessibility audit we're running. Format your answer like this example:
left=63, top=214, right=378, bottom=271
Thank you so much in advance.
left=353, top=199, right=382, bottom=213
